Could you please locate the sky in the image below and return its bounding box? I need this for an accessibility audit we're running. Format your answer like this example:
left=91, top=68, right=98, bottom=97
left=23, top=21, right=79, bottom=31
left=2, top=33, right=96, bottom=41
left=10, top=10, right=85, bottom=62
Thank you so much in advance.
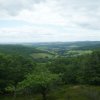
left=0, top=0, right=100, bottom=43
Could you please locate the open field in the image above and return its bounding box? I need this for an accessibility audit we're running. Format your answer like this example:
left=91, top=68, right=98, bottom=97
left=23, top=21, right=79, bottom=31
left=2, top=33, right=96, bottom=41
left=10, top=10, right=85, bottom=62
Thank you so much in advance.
left=31, top=53, right=55, bottom=59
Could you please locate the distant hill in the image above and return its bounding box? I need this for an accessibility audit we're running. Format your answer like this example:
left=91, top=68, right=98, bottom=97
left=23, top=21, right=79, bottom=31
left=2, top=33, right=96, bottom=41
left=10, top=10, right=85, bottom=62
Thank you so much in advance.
left=28, top=41, right=100, bottom=50
left=0, top=41, right=100, bottom=58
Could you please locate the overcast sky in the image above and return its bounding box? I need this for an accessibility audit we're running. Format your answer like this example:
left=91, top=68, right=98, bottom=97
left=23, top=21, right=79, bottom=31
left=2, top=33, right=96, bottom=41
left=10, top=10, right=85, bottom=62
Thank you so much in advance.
left=0, top=0, right=100, bottom=43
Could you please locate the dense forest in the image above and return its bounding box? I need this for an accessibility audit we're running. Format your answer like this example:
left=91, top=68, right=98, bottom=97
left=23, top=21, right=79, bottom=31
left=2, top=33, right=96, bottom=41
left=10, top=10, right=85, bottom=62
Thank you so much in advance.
left=0, top=42, right=100, bottom=100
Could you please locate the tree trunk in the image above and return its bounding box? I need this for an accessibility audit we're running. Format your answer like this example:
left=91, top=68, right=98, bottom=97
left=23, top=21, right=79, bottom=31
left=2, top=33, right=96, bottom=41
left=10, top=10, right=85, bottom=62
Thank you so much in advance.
left=13, top=86, right=16, bottom=100
left=41, top=87, right=47, bottom=100
left=42, top=92, right=47, bottom=100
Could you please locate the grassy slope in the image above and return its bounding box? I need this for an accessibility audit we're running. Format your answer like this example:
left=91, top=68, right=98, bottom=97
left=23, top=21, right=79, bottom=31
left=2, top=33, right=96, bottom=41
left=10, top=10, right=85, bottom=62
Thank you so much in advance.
left=1, top=85, right=100, bottom=100
left=48, top=85, right=100, bottom=100
left=65, top=50, right=93, bottom=57
left=35, top=85, right=100, bottom=100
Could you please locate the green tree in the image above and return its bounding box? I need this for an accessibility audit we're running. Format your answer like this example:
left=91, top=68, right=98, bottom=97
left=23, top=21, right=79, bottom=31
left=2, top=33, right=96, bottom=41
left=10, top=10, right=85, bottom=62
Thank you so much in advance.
left=18, top=65, right=60, bottom=100
left=81, top=51, right=100, bottom=85
left=0, top=53, right=35, bottom=94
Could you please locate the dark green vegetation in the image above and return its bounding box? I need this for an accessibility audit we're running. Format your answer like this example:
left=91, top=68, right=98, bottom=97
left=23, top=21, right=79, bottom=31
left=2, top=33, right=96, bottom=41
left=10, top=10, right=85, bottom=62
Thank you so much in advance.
left=0, top=53, right=36, bottom=94
left=0, top=41, right=100, bottom=100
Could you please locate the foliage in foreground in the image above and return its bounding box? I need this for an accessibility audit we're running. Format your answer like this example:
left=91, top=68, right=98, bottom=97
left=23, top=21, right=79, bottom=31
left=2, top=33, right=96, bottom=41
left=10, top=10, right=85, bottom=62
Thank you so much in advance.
left=0, top=53, right=35, bottom=93
left=1, top=85, right=100, bottom=100
left=18, top=65, right=60, bottom=100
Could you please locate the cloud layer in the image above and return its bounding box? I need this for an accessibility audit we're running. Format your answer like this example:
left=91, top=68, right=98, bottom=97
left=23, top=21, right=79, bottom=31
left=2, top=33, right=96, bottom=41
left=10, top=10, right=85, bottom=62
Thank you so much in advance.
left=0, top=0, right=45, bottom=15
left=0, top=0, right=100, bottom=43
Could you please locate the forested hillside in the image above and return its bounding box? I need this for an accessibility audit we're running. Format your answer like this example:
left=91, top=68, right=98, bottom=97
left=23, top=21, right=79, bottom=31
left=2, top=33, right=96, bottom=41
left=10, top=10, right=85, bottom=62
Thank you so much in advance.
left=0, top=45, right=43, bottom=56
left=0, top=42, right=100, bottom=100
left=0, top=45, right=55, bottom=62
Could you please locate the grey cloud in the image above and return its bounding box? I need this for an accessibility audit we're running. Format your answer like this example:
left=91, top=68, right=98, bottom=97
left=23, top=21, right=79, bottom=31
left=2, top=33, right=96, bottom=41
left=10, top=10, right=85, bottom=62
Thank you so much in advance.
left=0, top=0, right=45, bottom=16
left=56, top=0, right=100, bottom=30
left=77, top=23, right=100, bottom=30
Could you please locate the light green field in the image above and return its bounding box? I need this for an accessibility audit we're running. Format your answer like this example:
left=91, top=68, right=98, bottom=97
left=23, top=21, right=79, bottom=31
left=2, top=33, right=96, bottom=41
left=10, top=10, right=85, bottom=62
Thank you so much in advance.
left=66, top=50, right=92, bottom=56
left=31, top=53, right=54, bottom=59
